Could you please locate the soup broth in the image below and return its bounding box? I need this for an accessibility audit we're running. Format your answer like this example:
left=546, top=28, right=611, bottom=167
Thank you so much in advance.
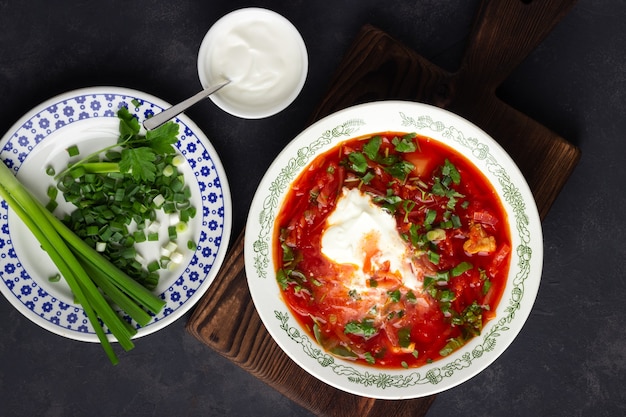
left=274, top=132, right=511, bottom=368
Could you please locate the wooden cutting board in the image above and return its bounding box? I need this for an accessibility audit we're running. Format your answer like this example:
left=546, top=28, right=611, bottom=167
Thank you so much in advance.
left=187, top=1, right=580, bottom=416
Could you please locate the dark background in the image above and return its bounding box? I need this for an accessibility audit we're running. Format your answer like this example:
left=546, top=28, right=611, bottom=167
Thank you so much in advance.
left=1, top=1, right=624, bottom=416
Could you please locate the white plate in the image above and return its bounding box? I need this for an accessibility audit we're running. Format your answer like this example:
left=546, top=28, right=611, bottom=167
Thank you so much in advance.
left=0, top=87, right=232, bottom=342
left=245, top=101, right=542, bottom=399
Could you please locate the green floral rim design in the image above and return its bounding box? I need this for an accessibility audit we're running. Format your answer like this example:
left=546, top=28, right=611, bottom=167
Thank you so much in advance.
left=246, top=103, right=540, bottom=398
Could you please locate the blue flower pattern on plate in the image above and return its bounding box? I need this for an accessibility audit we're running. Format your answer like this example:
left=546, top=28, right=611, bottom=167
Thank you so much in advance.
left=0, top=91, right=228, bottom=337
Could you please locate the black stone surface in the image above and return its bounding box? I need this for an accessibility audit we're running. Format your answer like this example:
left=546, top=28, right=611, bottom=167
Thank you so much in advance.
left=0, top=1, right=624, bottom=416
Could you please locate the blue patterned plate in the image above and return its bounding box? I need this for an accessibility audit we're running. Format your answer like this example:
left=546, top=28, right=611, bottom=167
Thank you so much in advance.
left=0, top=87, right=231, bottom=341
left=245, top=101, right=542, bottom=399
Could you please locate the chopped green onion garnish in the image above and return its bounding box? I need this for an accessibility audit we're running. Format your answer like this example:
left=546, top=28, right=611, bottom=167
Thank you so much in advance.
left=168, top=225, right=177, bottom=240
left=426, top=228, right=445, bottom=242
left=175, top=222, right=188, bottom=234
left=45, top=200, right=58, bottom=212
left=147, top=260, right=160, bottom=273
left=66, top=144, right=80, bottom=157
left=162, top=165, right=174, bottom=177
left=171, top=155, right=185, bottom=166
left=169, top=251, right=183, bottom=264
left=452, top=261, right=473, bottom=277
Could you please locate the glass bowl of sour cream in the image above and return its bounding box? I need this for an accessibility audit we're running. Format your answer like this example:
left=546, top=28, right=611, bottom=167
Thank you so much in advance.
left=197, top=8, right=308, bottom=119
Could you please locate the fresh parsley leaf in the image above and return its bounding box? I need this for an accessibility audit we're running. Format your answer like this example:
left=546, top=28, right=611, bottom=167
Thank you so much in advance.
left=373, top=190, right=403, bottom=213
left=361, top=171, right=375, bottom=185
left=447, top=195, right=458, bottom=210
left=117, top=107, right=140, bottom=138
left=439, top=336, right=464, bottom=356
left=363, top=136, right=382, bottom=160
left=392, top=133, right=417, bottom=153
left=344, top=319, right=377, bottom=338
left=377, top=154, right=400, bottom=166
left=119, top=147, right=157, bottom=182
left=276, top=269, right=289, bottom=291
left=442, top=159, right=461, bottom=185
left=348, top=152, right=368, bottom=173
left=384, top=160, right=414, bottom=181
left=409, top=223, right=427, bottom=248
left=145, top=122, right=179, bottom=154
left=460, top=301, right=484, bottom=336
left=281, top=242, right=294, bottom=263
left=330, top=345, right=358, bottom=359
left=364, top=352, right=376, bottom=364
left=432, top=161, right=465, bottom=204
left=431, top=178, right=446, bottom=197
left=398, top=327, right=412, bottom=348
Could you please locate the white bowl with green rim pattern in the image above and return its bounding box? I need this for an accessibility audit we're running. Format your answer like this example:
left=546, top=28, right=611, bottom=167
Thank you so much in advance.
left=244, top=100, right=542, bottom=399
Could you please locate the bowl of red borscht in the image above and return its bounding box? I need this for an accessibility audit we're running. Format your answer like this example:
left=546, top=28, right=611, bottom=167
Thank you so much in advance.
left=245, top=100, right=542, bottom=399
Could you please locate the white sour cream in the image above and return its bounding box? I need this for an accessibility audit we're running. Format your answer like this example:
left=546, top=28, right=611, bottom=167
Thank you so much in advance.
left=197, top=8, right=308, bottom=119
left=321, top=188, right=420, bottom=290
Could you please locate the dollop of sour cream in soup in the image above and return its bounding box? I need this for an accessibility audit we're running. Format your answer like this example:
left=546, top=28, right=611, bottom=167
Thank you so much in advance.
left=321, top=188, right=422, bottom=291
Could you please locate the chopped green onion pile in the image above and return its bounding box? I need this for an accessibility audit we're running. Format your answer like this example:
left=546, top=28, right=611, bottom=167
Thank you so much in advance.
left=51, top=106, right=197, bottom=290
left=0, top=106, right=198, bottom=364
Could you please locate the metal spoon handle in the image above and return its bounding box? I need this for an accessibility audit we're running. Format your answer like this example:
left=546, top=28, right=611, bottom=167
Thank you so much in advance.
left=143, top=80, right=230, bottom=130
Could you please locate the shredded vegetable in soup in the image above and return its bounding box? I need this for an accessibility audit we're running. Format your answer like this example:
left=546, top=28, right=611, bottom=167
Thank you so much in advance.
left=274, top=132, right=511, bottom=368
